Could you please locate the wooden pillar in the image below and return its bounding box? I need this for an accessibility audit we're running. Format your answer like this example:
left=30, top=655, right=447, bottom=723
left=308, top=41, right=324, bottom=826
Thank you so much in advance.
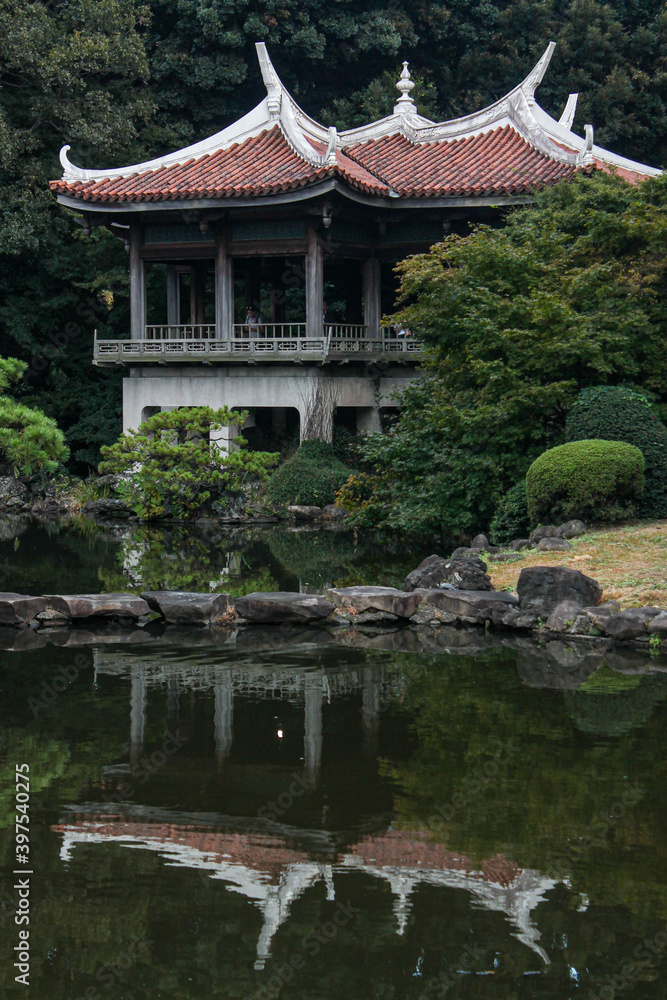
left=306, top=223, right=323, bottom=339
left=363, top=257, right=381, bottom=337
left=215, top=230, right=233, bottom=338
left=129, top=223, right=146, bottom=339
left=193, top=262, right=207, bottom=326
left=167, top=265, right=180, bottom=326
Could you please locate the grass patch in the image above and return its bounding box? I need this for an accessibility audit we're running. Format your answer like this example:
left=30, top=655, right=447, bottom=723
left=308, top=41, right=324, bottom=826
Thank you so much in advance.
left=487, top=519, right=667, bottom=608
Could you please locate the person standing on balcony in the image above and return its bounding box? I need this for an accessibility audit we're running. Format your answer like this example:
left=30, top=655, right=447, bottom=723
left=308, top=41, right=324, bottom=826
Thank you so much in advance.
left=245, top=307, right=264, bottom=339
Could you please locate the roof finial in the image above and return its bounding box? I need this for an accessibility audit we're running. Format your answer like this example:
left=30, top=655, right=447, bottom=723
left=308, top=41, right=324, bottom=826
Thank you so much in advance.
left=394, top=61, right=416, bottom=116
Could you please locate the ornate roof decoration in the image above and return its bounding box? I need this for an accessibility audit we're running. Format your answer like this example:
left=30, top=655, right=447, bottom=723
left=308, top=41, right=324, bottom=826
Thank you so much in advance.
left=51, top=41, right=660, bottom=207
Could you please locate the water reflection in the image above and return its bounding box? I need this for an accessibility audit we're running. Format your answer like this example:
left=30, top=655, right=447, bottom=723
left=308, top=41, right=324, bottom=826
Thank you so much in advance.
left=0, top=515, right=431, bottom=595
left=2, top=628, right=667, bottom=997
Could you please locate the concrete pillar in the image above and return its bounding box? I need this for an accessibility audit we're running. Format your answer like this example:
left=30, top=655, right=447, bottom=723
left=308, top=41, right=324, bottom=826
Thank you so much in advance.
left=363, top=257, right=381, bottom=337
left=129, top=666, right=146, bottom=768
left=167, top=266, right=180, bottom=326
left=215, top=230, right=233, bottom=338
left=304, top=673, right=323, bottom=783
left=129, top=223, right=146, bottom=340
left=356, top=407, right=381, bottom=435
left=214, top=672, right=234, bottom=765
left=210, top=422, right=238, bottom=455
left=306, top=223, right=323, bottom=339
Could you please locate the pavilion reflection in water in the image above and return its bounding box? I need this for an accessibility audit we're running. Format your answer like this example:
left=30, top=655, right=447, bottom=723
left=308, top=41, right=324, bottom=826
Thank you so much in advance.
left=54, top=649, right=556, bottom=971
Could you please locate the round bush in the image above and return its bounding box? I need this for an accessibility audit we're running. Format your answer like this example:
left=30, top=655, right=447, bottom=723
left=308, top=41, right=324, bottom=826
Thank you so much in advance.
left=266, top=444, right=354, bottom=507
left=526, top=440, right=645, bottom=525
left=566, top=386, right=667, bottom=518
left=489, top=480, right=530, bottom=543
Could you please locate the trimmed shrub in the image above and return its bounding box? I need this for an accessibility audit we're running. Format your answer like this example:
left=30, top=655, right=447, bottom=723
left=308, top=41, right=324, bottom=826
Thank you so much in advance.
left=526, top=440, right=645, bottom=524
left=566, top=386, right=667, bottom=518
left=489, top=480, right=530, bottom=544
left=266, top=441, right=354, bottom=507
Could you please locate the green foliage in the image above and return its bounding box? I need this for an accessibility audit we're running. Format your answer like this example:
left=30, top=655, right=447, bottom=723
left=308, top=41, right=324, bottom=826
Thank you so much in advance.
left=525, top=439, right=645, bottom=524
left=566, top=385, right=667, bottom=518
left=352, top=172, right=667, bottom=536
left=489, top=480, right=530, bottom=544
left=266, top=440, right=354, bottom=507
left=0, top=353, right=68, bottom=474
left=99, top=407, right=277, bottom=519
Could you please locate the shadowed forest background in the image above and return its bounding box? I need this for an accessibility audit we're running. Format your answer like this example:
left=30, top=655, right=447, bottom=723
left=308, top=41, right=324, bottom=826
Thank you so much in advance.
left=0, top=0, right=665, bottom=469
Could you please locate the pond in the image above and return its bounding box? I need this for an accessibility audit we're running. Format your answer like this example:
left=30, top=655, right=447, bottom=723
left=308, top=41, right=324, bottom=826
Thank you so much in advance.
left=0, top=515, right=432, bottom=596
left=1, top=517, right=667, bottom=999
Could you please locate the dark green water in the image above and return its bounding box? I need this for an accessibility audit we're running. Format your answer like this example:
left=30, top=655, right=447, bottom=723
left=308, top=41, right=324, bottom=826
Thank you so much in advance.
left=1, top=518, right=667, bottom=999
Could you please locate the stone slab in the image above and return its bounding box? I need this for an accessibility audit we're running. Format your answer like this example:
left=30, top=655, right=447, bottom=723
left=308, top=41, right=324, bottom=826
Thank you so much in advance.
left=0, top=593, right=49, bottom=626
left=141, top=591, right=230, bottom=624
left=45, top=593, right=150, bottom=620
left=327, top=585, right=422, bottom=619
left=234, top=591, right=333, bottom=623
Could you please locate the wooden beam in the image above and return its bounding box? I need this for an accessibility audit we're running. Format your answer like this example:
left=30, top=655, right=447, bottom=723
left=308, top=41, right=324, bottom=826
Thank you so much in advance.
left=306, top=222, right=323, bottom=339
left=129, top=223, right=146, bottom=339
left=363, top=257, right=381, bottom=337
left=215, top=228, right=233, bottom=338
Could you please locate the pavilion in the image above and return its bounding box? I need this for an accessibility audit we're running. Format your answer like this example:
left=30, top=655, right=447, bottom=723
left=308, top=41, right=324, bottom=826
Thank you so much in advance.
left=50, top=42, right=660, bottom=444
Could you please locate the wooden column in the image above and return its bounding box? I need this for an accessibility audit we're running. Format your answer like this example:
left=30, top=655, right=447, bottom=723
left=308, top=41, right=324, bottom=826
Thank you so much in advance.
left=193, top=262, right=207, bottom=326
left=363, top=257, right=381, bottom=337
left=129, top=223, right=146, bottom=339
left=166, top=265, right=180, bottom=325
left=215, top=230, right=233, bottom=338
left=306, top=223, right=323, bottom=339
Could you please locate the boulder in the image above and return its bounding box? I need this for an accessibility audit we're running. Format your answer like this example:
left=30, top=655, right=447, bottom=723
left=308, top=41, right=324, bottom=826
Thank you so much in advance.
left=0, top=593, right=49, bottom=626
left=321, top=504, right=346, bottom=521
left=404, top=553, right=492, bottom=592
left=584, top=600, right=621, bottom=631
left=530, top=525, right=558, bottom=543
left=287, top=505, right=322, bottom=520
left=234, top=591, right=332, bottom=623
left=470, top=534, right=490, bottom=550
left=537, top=536, right=573, bottom=552
left=604, top=607, right=663, bottom=641
left=648, top=612, right=667, bottom=638
left=546, top=600, right=590, bottom=633
left=509, top=538, right=533, bottom=551
left=34, top=608, right=71, bottom=628
left=141, top=591, right=231, bottom=625
left=45, top=593, right=150, bottom=620
left=413, top=588, right=517, bottom=622
left=517, top=566, right=602, bottom=614
left=0, top=477, right=27, bottom=503
left=556, top=519, right=586, bottom=540
left=404, top=555, right=450, bottom=591
left=496, top=608, right=540, bottom=630
left=81, top=498, right=134, bottom=519
left=327, top=586, right=422, bottom=619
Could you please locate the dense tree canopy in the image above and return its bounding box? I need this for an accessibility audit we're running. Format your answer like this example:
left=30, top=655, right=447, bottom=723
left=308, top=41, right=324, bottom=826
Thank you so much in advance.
left=344, top=171, right=667, bottom=536
left=0, top=1, right=664, bottom=471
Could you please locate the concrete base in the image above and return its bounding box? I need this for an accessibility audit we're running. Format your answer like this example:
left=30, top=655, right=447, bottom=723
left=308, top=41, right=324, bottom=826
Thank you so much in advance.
left=123, top=366, right=416, bottom=443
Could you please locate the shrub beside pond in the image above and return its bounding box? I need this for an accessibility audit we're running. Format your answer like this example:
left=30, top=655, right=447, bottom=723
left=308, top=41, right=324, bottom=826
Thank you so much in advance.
left=526, top=440, right=645, bottom=525
left=265, top=440, right=355, bottom=507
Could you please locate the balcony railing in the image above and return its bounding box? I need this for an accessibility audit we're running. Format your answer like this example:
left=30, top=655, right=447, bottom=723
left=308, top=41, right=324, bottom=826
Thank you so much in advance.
left=93, top=325, right=423, bottom=365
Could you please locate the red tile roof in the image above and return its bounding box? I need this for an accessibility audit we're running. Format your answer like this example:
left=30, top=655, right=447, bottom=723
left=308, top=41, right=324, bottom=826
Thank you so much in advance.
left=50, top=123, right=577, bottom=204
left=344, top=126, right=577, bottom=196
